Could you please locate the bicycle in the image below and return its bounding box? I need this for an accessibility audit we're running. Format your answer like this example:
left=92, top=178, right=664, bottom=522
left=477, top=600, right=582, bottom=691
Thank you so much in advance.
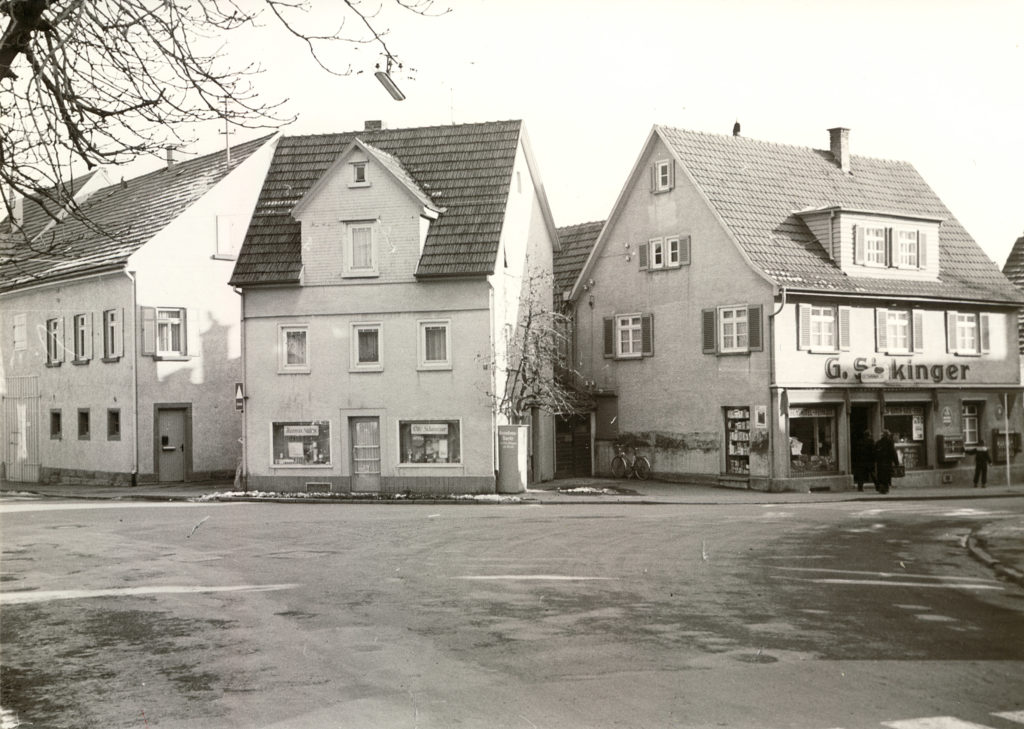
left=610, top=444, right=652, bottom=480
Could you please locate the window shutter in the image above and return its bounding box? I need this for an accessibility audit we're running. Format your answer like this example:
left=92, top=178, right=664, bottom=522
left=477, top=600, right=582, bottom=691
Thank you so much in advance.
left=57, top=317, right=66, bottom=362
left=641, top=313, right=654, bottom=356
left=679, top=235, right=691, bottom=265
left=84, top=312, right=94, bottom=360
left=667, top=161, right=675, bottom=190
left=946, top=311, right=957, bottom=353
left=912, top=310, right=924, bottom=352
left=603, top=316, right=614, bottom=358
left=797, top=303, right=811, bottom=350
left=115, top=308, right=125, bottom=358
left=838, top=306, right=851, bottom=351
left=854, top=225, right=865, bottom=265
left=702, top=308, right=717, bottom=354
left=638, top=242, right=649, bottom=270
left=875, top=308, right=888, bottom=352
left=917, top=232, right=928, bottom=269
left=141, top=307, right=155, bottom=355
left=980, top=313, right=991, bottom=354
left=186, top=309, right=201, bottom=356
left=884, top=228, right=893, bottom=268
left=747, top=305, right=763, bottom=351
left=650, top=164, right=656, bottom=192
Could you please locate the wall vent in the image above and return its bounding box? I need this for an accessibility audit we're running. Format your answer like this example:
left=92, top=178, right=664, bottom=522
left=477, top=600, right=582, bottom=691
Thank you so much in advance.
left=941, top=474, right=953, bottom=484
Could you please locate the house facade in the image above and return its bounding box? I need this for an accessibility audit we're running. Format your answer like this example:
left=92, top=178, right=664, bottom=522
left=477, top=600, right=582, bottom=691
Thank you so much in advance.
left=568, top=126, right=1024, bottom=491
left=0, top=136, right=276, bottom=484
left=230, top=120, right=559, bottom=494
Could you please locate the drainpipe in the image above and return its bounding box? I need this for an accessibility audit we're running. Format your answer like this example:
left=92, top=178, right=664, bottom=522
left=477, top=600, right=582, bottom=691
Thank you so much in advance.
left=126, top=270, right=139, bottom=485
left=234, top=286, right=247, bottom=492
left=768, top=286, right=787, bottom=490
left=1005, top=392, right=1011, bottom=488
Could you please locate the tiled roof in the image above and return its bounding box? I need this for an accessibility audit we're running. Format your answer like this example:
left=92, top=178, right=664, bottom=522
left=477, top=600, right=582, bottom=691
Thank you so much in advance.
left=1001, top=234, right=1024, bottom=351
left=554, top=221, right=604, bottom=297
left=658, top=126, right=1024, bottom=304
left=0, top=136, right=273, bottom=293
left=230, top=120, right=523, bottom=286
left=1, top=169, right=102, bottom=243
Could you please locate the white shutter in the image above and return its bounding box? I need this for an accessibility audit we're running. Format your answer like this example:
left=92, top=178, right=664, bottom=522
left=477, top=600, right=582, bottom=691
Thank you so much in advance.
left=797, top=304, right=811, bottom=350
left=838, top=306, right=851, bottom=351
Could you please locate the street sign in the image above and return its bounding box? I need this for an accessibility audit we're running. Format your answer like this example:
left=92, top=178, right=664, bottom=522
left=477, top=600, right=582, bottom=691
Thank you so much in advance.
left=235, top=382, right=244, bottom=412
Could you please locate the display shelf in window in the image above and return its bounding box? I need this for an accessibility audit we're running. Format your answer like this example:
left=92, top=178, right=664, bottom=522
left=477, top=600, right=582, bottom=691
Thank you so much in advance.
left=937, top=435, right=965, bottom=462
left=725, top=407, right=750, bottom=475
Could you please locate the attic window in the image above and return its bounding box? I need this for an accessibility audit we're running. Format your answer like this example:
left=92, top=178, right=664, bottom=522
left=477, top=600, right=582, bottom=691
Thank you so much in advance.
left=351, top=162, right=368, bottom=186
left=652, top=160, right=674, bottom=193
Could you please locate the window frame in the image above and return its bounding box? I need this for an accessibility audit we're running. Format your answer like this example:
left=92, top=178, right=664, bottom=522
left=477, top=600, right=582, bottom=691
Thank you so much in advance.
left=12, top=313, right=26, bottom=351
left=946, top=310, right=990, bottom=356
left=418, top=319, right=452, bottom=370
left=719, top=305, right=750, bottom=353
left=102, top=308, right=123, bottom=361
left=615, top=314, right=644, bottom=359
left=351, top=322, right=383, bottom=372
left=77, top=408, right=90, bottom=441
left=895, top=228, right=920, bottom=269
left=46, top=317, right=63, bottom=365
left=649, top=238, right=665, bottom=270
left=863, top=226, right=887, bottom=267
left=155, top=307, right=185, bottom=357
left=343, top=220, right=378, bottom=277
left=278, top=324, right=310, bottom=374
left=962, top=402, right=981, bottom=446
left=107, top=408, right=121, bottom=441
left=72, top=313, right=92, bottom=363
left=875, top=308, right=924, bottom=355
left=398, top=419, right=462, bottom=465
left=50, top=409, right=62, bottom=440
left=350, top=161, right=369, bottom=187
left=653, top=159, right=674, bottom=193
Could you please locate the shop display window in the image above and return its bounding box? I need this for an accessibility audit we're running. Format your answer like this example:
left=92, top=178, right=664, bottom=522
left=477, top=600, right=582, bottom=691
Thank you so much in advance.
left=884, top=405, right=926, bottom=469
left=399, top=420, right=461, bottom=464
left=272, top=421, right=331, bottom=466
left=788, top=406, right=838, bottom=473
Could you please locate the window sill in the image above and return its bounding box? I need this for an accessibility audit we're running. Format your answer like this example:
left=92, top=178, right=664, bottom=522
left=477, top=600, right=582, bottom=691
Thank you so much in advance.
left=277, top=368, right=311, bottom=375
left=614, top=353, right=644, bottom=360
left=806, top=347, right=839, bottom=354
left=72, top=359, right=90, bottom=366
left=342, top=271, right=379, bottom=279
left=211, top=254, right=237, bottom=261
left=717, top=349, right=750, bottom=356
left=272, top=462, right=333, bottom=469
left=351, top=365, right=384, bottom=373
left=417, top=364, right=452, bottom=371
left=50, top=435, right=62, bottom=441
left=45, top=361, right=62, bottom=368
left=397, top=462, right=463, bottom=468
left=951, top=351, right=983, bottom=358
left=154, top=355, right=189, bottom=362
left=102, top=356, right=122, bottom=364
left=347, top=182, right=371, bottom=189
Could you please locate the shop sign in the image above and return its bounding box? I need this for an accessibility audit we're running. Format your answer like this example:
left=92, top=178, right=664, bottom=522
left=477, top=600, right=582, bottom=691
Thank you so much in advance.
left=283, top=425, right=319, bottom=437
left=825, top=356, right=971, bottom=384
left=789, top=406, right=834, bottom=418
left=884, top=405, right=924, bottom=416
left=412, top=423, right=448, bottom=435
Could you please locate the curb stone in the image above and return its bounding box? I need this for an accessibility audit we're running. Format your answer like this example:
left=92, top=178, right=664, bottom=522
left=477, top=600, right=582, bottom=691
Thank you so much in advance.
left=966, top=532, right=1024, bottom=588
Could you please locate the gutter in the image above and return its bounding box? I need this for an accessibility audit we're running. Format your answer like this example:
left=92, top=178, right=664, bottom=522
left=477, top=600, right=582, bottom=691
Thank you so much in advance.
left=234, top=286, right=248, bottom=491
left=768, top=286, right=788, bottom=488
left=126, top=270, right=140, bottom=484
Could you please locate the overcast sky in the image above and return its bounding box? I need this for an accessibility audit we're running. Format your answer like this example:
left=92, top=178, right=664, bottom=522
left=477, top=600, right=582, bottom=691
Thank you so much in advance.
left=186, top=0, right=1024, bottom=267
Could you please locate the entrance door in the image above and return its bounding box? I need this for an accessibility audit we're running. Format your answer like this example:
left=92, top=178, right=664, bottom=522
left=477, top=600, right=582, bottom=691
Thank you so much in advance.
left=157, top=408, right=187, bottom=482
left=849, top=404, right=874, bottom=467
left=350, top=417, right=381, bottom=492
left=3, top=376, right=40, bottom=482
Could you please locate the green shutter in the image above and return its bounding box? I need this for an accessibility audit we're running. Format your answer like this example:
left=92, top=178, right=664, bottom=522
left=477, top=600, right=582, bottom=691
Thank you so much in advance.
left=747, top=305, right=763, bottom=351
left=603, top=316, right=614, bottom=358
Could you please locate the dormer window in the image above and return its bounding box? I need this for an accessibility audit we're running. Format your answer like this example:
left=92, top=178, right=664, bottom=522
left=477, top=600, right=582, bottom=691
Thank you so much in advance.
left=895, top=229, right=920, bottom=268
left=853, top=224, right=929, bottom=271
left=862, top=226, right=886, bottom=266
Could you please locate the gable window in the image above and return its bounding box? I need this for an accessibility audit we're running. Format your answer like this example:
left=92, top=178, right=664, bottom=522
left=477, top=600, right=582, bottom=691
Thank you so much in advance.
left=344, top=221, right=377, bottom=277
left=46, top=317, right=64, bottom=365
left=946, top=311, right=990, bottom=355
left=602, top=313, right=654, bottom=360
left=875, top=308, right=923, bottom=354
left=215, top=214, right=247, bottom=260
left=639, top=235, right=690, bottom=271
left=962, top=403, right=981, bottom=446
left=279, top=325, right=309, bottom=373
left=352, top=162, right=367, bottom=185
left=652, top=159, right=674, bottom=193
left=103, top=309, right=123, bottom=360
left=141, top=307, right=192, bottom=359
left=797, top=304, right=850, bottom=352
left=50, top=409, right=62, bottom=440
left=73, top=313, right=93, bottom=363
left=352, top=322, right=382, bottom=371
left=419, top=320, right=451, bottom=370
left=12, top=313, right=26, bottom=351
left=702, top=305, right=763, bottom=355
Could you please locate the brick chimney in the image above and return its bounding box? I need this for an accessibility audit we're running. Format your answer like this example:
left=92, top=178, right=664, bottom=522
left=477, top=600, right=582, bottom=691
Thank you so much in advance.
left=364, top=120, right=384, bottom=131
left=828, top=127, right=850, bottom=173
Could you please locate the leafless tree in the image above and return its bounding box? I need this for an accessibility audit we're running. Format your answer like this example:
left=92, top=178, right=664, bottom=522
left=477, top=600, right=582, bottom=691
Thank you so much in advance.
left=483, top=270, right=594, bottom=423
left=0, top=0, right=444, bottom=257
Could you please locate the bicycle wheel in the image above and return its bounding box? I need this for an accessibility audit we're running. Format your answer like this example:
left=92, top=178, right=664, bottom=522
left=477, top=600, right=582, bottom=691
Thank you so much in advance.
left=634, top=456, right=652, bottom=480
left=610, top=455, right=627, bottom=479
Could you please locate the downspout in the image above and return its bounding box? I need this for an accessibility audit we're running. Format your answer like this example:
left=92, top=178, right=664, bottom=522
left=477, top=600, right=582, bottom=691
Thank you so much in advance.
left=768, top=286, right=788, bottom=489
left=234, top=286, right=248, bottom=492
left=126, top=270, right=139, bottom=485
left=1005, top=392, right=1011, bottom=488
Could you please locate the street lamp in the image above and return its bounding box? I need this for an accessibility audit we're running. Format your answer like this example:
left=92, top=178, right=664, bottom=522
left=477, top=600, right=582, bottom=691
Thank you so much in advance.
left=375, top=60, right=405, bottom=101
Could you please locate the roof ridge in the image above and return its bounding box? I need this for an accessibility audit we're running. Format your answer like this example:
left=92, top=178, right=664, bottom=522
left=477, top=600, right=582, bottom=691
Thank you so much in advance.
left=280, top=119, right=522, bottom=143
left=656, top=124, right=916, bottom=166
left=557, top=220, right=605, bottom=231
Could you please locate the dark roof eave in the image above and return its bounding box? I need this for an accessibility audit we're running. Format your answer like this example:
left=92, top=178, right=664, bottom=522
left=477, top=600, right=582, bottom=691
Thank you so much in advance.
left=0, top=261, right=128, bottom=295
left=779, top=285, right=1024, bottom=308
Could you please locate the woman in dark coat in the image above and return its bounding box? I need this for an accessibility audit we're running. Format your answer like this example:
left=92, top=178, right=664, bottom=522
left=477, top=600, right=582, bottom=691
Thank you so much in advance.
left=852, top=429, right=874, bottom=492
left=873, top=429, right=900, bottom=494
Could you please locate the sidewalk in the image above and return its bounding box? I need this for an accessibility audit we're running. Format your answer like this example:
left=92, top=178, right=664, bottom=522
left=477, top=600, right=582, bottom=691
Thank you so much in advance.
left=2, top=476, right=1022, bottom=587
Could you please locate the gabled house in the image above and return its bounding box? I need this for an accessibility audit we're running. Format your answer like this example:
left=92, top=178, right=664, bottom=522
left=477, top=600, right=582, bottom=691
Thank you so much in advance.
left=569, top=125, right=1024, bottom=491
left=1001, top=232, right=1024, bottom=354
left=230, top=120, right=559, bottom=494
left=1, top=135, right=277, bottom=484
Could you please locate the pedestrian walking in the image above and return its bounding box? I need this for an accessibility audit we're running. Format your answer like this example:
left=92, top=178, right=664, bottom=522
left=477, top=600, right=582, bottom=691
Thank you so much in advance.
left=973, top=439, right=990, bottom=488
left=852, top=429, right=874, bottom=492
left=873, top=429, right=900, bottom=494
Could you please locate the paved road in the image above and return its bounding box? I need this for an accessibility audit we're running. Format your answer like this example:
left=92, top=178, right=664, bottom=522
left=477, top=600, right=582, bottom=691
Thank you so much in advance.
left=1, top=496, right=1022, bottom=728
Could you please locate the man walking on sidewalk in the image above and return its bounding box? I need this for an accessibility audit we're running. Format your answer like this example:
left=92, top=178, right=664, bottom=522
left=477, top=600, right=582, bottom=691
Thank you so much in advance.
left=973, top=439, right=990, bottom=488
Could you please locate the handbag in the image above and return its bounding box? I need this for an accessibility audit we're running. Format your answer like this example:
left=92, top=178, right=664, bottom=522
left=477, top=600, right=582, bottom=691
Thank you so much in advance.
left=893, top=463, right=905, bottom=478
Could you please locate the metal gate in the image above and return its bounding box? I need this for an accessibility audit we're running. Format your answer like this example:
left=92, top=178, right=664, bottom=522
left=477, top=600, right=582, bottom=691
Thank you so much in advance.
left=3, top=376, right=40, bottom=483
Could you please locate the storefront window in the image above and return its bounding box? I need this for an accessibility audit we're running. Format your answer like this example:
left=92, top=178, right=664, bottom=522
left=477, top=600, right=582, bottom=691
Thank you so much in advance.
left=272, top=421, right=331, bottom=466
left=399, top=420, right=461, bottom=464
left=788, top=406, right=838, bottom=473
left=884, top=405, right=926, bottom=469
